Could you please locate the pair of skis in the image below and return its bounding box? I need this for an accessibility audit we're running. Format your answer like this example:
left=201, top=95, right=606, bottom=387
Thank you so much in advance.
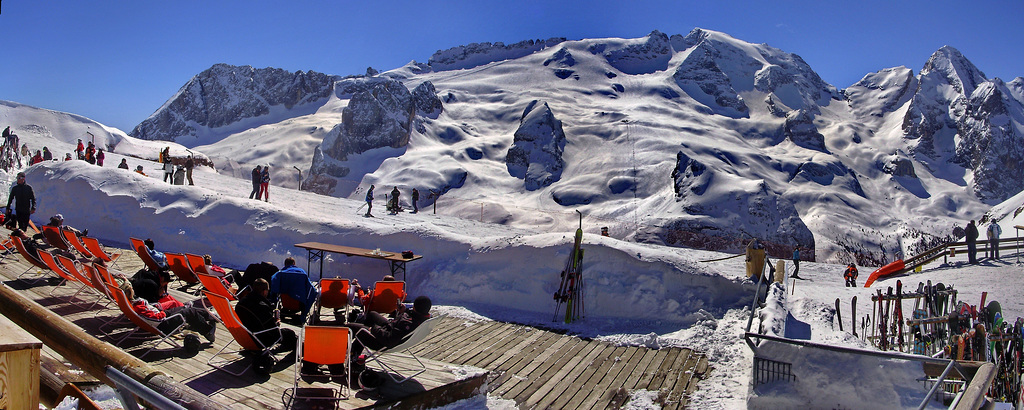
left=835, top=296, right=858, bottom=337
left=553, top=211, right=585, bottom=324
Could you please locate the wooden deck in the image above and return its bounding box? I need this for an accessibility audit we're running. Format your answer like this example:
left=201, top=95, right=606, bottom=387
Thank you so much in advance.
left=0, top=236, right=711, bottom=409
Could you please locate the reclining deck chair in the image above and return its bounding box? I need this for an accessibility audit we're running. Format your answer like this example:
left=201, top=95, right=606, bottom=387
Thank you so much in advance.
left=82, top=236, right=121, bottom=266
left=104, top=282, right=185, bottom=359
left=129, top=237, right=162, bottom=272
left=165, top=252, right=201, bottom=290
left=288, top=326, right=351, bottom=405
left=359, top=314, right=445, bottom=383
left=40, top=225, right=73, bottom=253
left=204, top=291, right=283, bottom=376
left=60, top=229, right=94, bottom=258
left=196, top=272, right=245, bottom=301
left=11, top=235, right=53, bottom=282
left=36, top=250, right=88, bottom=300
left=56, top=255, right=108, bottom=309
left=184, top=253, right=208, bottom=274
left=314, top=278, right=350, bottom=324
left=364, top=281, right=407, bottom=315
left=0, top=237, right=16, bottom=262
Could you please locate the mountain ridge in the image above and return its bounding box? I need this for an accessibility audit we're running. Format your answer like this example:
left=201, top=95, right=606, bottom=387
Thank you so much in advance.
left=18, top=28, right=1024, bottom=265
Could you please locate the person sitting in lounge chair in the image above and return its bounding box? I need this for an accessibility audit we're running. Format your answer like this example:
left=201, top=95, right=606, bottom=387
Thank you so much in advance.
left=46, top=214, right=87, bottom=237
left=269, top=257, right=319, bottom=321
left=120, top=281, right=218, bottom=342
left=143, top=238, right=168, bottom=269
left=236, top=278, right=296, bottom=352
left=346, top=296, right=431, bottom=372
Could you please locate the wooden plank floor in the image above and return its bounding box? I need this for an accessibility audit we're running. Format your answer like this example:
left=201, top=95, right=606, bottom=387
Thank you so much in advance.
left=0, top=239, right=486, bottom=409
left=0, top=235, right=713, bottom=409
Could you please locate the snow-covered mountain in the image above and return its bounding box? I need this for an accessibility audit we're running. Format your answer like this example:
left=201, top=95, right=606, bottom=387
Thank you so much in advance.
left=13, top=28, right=1024, bottom=265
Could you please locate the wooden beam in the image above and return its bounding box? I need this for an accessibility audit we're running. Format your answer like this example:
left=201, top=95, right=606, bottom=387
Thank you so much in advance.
left=0, top=281, right=226, bottom=410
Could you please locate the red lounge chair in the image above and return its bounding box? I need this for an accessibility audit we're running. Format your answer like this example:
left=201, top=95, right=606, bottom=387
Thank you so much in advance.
left=129, top=237, right=162, bottom=272
left=104, top=282, right=186, bottom=359
left=82, top=236, right=121, bottom=265
left=314, top=278, right=350, bottom=324
left=288, top=326, right=351, bottom=405
left=61, top=229, right=94, bottom=258
left=205, top=291, right=284, bottom=376
left=11, top=235, right=52, bottom=282
left=41, top=225, right=72, bottom=252
left=166, top=252, right=201, bottom=288
left=365, top=281, right=407, bottom=315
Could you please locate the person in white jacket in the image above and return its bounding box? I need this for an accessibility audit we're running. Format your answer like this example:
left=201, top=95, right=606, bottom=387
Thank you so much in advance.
left=986, top=221, right=1002, bottom=260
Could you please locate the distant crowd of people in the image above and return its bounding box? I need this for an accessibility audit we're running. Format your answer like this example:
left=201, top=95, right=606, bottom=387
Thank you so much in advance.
left=362, top=184, right=420, bottom=217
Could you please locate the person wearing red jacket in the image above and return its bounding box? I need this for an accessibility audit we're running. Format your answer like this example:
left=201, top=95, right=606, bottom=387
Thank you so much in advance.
left=121, top=281, right=218, bottom=342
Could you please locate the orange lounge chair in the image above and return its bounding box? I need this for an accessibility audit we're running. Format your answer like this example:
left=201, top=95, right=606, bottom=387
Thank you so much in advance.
left=165, top=252, right=201, bottom=288
left=37, top=250, right=88, bottom=300
left=11, top=235, right=52, bottom=282
left=288, top=326, right=351, bottom=405
left=129, top=237, right=162, bottom=272
left=184, top=253, right=208, bottom=274
left=364, top=281, right=407, bottom=315
left=41, top=225, right=72, bottom=252
left=104, top=282, right=185, bottom=359
left=55, top=254, right=107, bottom=308
left=205, top=291, right=284, bottom=376
left=82, top=236, right=121, bottom=265
left=60, top=229, right=94, bottom=258
left=314, top=278, right=350, bottom=324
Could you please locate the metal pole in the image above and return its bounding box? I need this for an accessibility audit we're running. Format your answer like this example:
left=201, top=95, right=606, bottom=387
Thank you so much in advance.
left=917, top=358, right=955, bottom=410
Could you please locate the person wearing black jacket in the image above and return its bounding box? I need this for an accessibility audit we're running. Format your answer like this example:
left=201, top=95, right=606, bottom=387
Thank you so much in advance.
left=965, top=220, right=979, bottom=264
left=248, top=165, right=261, bottom=199
left=6, top=172, right=36, bottom=231
left=347, top=296, right=431, bottom=360
left=235, top=278, right=296, bottom=351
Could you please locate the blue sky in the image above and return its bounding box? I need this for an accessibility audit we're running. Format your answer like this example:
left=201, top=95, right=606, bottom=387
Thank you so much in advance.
left=1, top=0, right=1021, bottom=132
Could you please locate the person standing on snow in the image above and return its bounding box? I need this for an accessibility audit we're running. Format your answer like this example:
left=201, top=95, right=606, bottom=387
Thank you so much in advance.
left=791, top=248, right=801, bottom=278
left=260, top=166, right=270, bottom=202
left=185, top=155, right=195, bottom=185
left=986, top=220, right=1002, bottom=260
left=118, top=158, right=129, bottom=169
left=249, top=165, right=262, bottom=199
left=75, top=139, right=84, bottom=160
left=365, top=185, right=375, bottom=217
left=6, top=172, right=36, bottom=231
left=411, top=188, right=419, bottom=214
left=96, top=149, right=105, bottom=166
left=965, top=220, right=979, bottom=264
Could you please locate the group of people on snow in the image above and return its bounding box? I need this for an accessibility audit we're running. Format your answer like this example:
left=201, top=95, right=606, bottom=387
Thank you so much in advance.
left=962, top=218, right=1002, bottom=264
left=363, top=184, right=420, bottom=217
left=249, top=164, right=270, bottom=201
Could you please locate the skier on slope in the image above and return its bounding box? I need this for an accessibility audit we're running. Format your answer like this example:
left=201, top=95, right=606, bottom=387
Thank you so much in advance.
left=364, top=185, right=375, bottom=217
left=843, top=263, right=858, bottom=287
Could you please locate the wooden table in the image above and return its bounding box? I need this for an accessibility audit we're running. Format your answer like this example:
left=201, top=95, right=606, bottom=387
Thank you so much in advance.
left=294, top=242, right=422, bottom=281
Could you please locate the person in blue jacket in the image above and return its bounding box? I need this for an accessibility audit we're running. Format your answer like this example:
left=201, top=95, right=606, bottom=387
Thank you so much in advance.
left=270, top=257, right=319, bottom=321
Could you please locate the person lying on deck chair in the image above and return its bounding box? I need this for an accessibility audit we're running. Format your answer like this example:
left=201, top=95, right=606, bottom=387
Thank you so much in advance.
left=120, top=281, right=218, bottom=343
left=12, top=228, right=74, bottom=260
left=345, top=295, right=432, bottom=374
left=269, top=257, right=318, bottom=321
left=203, top=254, right=237, bottom=291
left=143, top=238, right=168, bottom=269
left=46, top=214, right=87, bottom=237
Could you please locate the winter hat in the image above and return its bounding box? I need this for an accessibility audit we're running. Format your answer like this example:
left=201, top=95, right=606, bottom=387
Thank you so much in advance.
left=54, top=214, right=63, bottom=221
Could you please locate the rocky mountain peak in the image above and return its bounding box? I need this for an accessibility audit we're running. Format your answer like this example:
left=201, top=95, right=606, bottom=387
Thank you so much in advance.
left=130, top=64, right=335, bottom=144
